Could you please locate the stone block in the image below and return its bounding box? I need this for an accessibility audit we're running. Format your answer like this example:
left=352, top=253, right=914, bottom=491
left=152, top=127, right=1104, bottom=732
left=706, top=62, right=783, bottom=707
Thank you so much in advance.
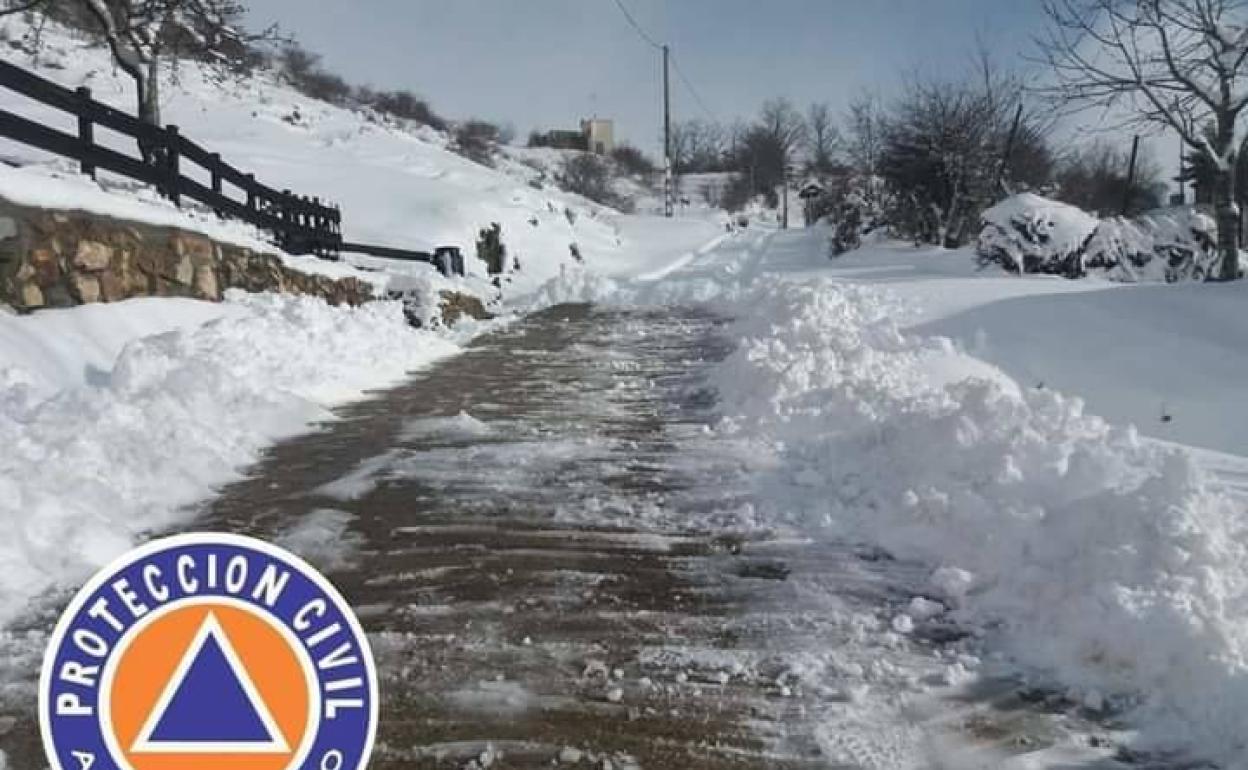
left=193, top=264, right=220, bottom=300
left=73, top=240, right=112, bottom=271
left=70, top=272, right=100, bottom=304
left=19, top=282, right=43, bottom=309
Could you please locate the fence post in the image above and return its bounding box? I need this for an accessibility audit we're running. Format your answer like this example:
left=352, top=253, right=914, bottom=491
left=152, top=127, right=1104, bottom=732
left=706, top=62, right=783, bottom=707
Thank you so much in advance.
left=282, top=189, right=293, bottom=251
left=312, top=196, right=323, bottom=256
left=165, top=124, right=181, bottom=207
left=75, top=86, right=95, bottom=179
left=332, top=205, right=342, bottom=256
left=245, top=173, right=256, bottom=211
left=209, top=152, right=224, bottom=217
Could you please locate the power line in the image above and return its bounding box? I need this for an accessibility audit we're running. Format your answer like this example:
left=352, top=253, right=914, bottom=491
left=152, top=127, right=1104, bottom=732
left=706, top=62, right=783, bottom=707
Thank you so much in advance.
left=608, top=0, right=717, bottom=122
left=610, top=0, right=663, bottom=51
left=671, top=54, right=717, bottom=122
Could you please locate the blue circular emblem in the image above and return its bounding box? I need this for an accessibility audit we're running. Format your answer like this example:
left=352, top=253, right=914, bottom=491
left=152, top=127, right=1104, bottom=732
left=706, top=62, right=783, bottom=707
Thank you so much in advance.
left=39, top=533, right=378, bottom=770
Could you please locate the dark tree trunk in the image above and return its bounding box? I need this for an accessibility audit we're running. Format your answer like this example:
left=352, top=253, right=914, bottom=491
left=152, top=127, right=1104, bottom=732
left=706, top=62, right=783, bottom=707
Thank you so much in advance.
left=133, top=59, right=162, bottom=164
left=1212, top=117, right=1241, bottom=281
left=1214, top=166, right=1241, bottom=280
left=139, top=59, right=160, bottom=128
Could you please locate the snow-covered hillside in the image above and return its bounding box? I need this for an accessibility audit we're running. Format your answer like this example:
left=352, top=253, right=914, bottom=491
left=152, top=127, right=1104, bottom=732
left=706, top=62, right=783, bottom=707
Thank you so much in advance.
left=0, top=19, right=722, bottom=297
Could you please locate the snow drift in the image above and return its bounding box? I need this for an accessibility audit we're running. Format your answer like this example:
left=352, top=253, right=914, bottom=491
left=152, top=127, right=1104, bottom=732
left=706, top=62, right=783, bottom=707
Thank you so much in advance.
left=708, top=275, right=1248, bottom=764
left=0, top=291, right=466, bottom=625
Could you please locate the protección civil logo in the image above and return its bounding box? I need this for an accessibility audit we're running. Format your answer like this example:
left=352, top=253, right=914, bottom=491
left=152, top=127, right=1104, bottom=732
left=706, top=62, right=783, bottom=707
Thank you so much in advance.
left=39, top=533, right=378, bottom=770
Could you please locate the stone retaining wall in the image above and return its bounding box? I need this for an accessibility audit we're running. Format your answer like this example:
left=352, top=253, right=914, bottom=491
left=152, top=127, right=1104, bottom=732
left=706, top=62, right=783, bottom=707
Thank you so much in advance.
left=0, top=199, right=373, bottom=312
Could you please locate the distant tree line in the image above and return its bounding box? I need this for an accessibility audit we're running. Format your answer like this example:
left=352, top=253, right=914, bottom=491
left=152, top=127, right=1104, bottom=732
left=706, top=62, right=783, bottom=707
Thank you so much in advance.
left=655, top=47, right=1167, bottom=250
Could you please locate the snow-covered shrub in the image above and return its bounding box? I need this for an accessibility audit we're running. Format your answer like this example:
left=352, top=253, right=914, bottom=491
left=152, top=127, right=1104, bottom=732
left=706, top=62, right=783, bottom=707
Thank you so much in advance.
left=609, top=144, right=656, bottom=177
left=452, top=120, right=503, bottom=167
left=557, top=153, right=629, bottom=211
left=826, top=188, right=887, bottom=256
left=476, top=222, right=506, bottom=275
left=1086, top=209, right=1218, bottom=282
left=977, top=193, right=1221, bottom=282
left=976, top=193, right=1098, bottom=276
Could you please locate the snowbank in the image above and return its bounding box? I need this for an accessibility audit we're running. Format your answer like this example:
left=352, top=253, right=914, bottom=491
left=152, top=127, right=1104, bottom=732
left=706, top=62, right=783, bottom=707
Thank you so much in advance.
left=0, top=291, right=464, bottom=625
left=707, top=276, right=1248, bottom=765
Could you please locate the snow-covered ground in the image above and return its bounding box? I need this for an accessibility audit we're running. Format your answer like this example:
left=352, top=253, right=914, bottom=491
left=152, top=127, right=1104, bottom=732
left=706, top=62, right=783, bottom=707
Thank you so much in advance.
left=0, top=292, right=471, bottom=624
left=825, top=242, right=1248, bottom=461
left=549, top=224, right=1248, bottom=767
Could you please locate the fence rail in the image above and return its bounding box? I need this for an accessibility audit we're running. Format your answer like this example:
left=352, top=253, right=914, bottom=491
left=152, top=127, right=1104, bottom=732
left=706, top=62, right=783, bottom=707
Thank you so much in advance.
left=0, top=59, right=461, bottom=275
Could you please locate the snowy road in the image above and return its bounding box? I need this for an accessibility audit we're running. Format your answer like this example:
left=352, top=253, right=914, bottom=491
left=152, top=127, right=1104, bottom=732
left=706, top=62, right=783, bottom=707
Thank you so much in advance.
left=0, top=230, right=1229, bottom=769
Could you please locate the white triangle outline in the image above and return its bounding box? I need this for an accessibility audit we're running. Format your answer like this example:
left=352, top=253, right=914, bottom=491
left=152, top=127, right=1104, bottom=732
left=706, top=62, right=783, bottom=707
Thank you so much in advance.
left=130, top=612, right=291, bottom=754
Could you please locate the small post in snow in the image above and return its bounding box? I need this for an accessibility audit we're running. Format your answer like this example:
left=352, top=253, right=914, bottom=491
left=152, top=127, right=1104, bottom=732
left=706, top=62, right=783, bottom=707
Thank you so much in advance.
left=1122, top=134, right=1139, bottom=216
left=165, top=125, right=181, bottom=207
left=75, top=86, right=95, bottom=179
left=210, top=153, right=223, bottom=217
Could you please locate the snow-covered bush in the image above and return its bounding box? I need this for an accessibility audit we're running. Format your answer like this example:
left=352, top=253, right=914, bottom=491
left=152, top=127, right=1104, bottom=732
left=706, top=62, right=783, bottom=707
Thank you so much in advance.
left=976, top=193, right=1098, bottom=276
left=1086, top=209, right=1218, bottom=282
left=977, top=193, right=1220, bottom=282
left=557, top=153, right=631, bottom=211
left=452, top=120, right=504, bottom=167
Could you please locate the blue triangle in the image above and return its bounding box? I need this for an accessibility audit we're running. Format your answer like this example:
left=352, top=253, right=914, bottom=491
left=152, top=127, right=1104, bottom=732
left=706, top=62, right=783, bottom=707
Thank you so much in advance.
left=148, top=631, right=274, bottom=743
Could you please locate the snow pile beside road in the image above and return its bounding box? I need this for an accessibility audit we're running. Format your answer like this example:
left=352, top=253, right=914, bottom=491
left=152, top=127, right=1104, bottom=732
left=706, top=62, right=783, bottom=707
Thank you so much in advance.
left=0, top=290, right=461, bottom=625
left=710, top=277, right=1248, bottom=764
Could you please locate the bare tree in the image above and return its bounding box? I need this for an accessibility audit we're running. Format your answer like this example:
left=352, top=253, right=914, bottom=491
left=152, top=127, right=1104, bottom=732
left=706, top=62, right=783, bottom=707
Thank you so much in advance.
left=1056, top=140, right=1166, bottom=215
left=5, top=0, right=278, bottom=156
left=805, top=101, right=841, bottom=176
left=1039, top=0, right=1248, bottom=279
left=758, top=97, right=808, bottom=171
left=668, top=120, right=693, bottom=175
left=880, top=66, right=1052, bottom=247
left=669, top=119, right=726, bottom=174
left=846, top=91, right=885, bottom=203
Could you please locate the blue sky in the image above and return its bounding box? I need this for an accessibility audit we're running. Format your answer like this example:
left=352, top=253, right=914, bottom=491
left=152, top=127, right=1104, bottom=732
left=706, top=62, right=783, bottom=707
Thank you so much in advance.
left=245, top=1, right=1053, bottom=155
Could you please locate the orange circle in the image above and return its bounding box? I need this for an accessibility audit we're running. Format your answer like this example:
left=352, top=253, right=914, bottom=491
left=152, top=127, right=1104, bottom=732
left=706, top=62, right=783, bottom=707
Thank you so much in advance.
left=105, top=603, right=312, bottom=770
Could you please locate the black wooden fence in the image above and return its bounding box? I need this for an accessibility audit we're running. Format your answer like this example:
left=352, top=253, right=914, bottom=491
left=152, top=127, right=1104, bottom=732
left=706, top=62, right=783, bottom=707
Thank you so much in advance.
left=0, top=59, right=462, bottom=275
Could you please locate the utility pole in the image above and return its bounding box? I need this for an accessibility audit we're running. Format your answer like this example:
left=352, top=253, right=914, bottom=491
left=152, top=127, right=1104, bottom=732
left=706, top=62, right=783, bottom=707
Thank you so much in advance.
left=781, top=163, right=792, bottom=229
left=1177, top=133, right=1186, bottom=205
left=1122, top=134, right=1139, bottom=216
left=663, top=44, right=673, bottom=218
left=782, top=175, right=789, bottom=229
left=996, top=103, right=1023, bottom=195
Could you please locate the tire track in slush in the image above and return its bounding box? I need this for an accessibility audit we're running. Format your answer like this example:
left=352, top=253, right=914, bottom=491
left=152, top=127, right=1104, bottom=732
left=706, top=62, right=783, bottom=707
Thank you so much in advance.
left=193, top=302, right=914, bottom=769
